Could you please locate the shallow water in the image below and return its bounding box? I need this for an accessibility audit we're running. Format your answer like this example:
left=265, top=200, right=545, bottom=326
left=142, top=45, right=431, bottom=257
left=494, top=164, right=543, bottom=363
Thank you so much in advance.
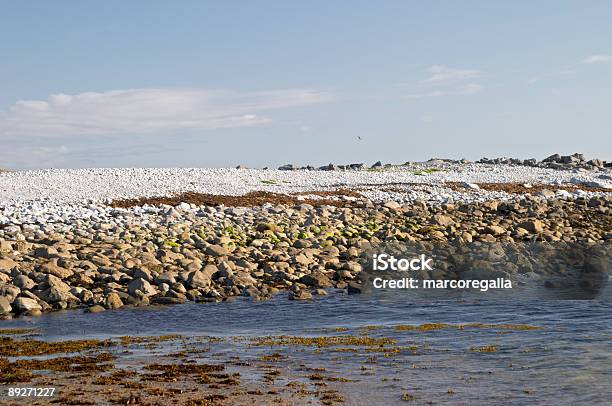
left=3, top=292, right=612, bottom=405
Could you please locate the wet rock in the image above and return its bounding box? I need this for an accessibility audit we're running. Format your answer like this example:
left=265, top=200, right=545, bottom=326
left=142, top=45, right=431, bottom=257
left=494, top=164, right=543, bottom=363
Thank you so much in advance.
left=347, top=281, right=363, bottom=294
left=105, top=292, right=124, bottom=309
left=288, top=290, right=313, bottom=300
left=87, top=305, right=106, bottom=313
left=151, top=296, right=186, bottom=305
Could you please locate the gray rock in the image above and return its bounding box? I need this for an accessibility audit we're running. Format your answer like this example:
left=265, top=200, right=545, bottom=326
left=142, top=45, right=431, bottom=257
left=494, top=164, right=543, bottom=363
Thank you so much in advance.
left=186, top=265, right=217, bottom=288
left=13, top=274, right=35, bottom=290
left=462, top=182, right=480, bottom=190
left=34, top=246, right=59, bottom=259
left=12, top=297, right=42, bottom=313
left=278, top=164, right=295, bottom=170
left=127, top=277, right=157, bottom=297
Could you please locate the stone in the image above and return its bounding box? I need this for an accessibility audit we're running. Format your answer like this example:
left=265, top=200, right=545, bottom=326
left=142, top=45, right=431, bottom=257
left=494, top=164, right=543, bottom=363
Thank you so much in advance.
left=34, top=246, right=60, bottom=259
left=433, top=214, right=454, bottom=226
left=127, top=277, right=157, bottom=297
left=518, top=220, right=544, bottom=233
left=537, top=189, right=555, bottom=198
left=278, top=164, right=295, bottom=170
left=462, top=182, right=480, bottom=190
left=588, top=159, right=604, bottom=167
left=205, top=245, right=229, bottom=257
left=155, top=272, right=177, bottom=285
left=0, top=285, right=20, bottom=303
left=41, top=276, right=78, bottom=304
left=186, top=268, right=214, bottom=288
left=105, top=292, right=123, bottom=309
left=39, top=260, right=74, bottom=278
left=543, top=154, right=561, bottom=163
left=151, top=296, right=186, bottom=305
left=12, top=297, right=42, bottom=313
left=13, top=274, right=35, bottom=290
left=299, top=273, right=332, bottom=288
left=347, top=281, right=363, bottom=294
left=0, top=296, right=12, bottom=315
left=484, top=225, right=506, bottom=236
left=0, top=257, right=17, bottom=271
left=383, top=201, right=401, bottom=210
left=288, top=290, right=313, bottom=300
left=87, top=305, right=106, bottom=313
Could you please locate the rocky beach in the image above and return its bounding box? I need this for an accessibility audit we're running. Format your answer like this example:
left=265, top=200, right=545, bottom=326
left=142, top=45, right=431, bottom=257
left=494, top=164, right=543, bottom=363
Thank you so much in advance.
left=0, top=155, right=610, bottom=317
left=0, top=155, right=610, bottom=405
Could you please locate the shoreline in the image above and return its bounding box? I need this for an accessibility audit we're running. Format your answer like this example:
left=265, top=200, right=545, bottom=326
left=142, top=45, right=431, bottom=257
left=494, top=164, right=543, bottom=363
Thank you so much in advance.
left=0, top=160, right=610, bottom=319
left=1, top=194, right=609, bottom=319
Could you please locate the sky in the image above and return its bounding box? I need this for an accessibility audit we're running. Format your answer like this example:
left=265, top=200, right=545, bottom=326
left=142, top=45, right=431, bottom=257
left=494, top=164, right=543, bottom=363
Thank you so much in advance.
left=1, top=1, right=611, bottom=169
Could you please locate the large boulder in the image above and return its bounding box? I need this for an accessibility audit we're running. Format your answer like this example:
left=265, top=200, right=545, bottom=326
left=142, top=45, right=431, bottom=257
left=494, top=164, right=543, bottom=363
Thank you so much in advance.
left=186, top=265, right=217, bottom=288
left=128, top=277, right=157, bottom=297
left=41, top=276, right=78, bottom=304
left=104, top=292, right=124, bottom=309
left=12, top=297, right=42, bottom=313
left=39, top=260, right=73, bottom=279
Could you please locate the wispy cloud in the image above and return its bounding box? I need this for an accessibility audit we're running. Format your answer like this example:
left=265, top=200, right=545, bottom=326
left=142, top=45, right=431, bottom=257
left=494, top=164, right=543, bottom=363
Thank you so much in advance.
left=420, top=65, right=481, bottom=85
left=402, top=65, right=484, bottom=99
left=404, top=83, right=483, bottom=99
left=0, top=88, right=333, bottom=137
left=581, top=54, right=611, bottom=64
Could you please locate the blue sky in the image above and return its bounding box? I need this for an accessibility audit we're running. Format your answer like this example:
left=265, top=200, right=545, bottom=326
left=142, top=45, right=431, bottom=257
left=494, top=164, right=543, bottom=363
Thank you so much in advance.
left=1, top=1, right=611, bottom=169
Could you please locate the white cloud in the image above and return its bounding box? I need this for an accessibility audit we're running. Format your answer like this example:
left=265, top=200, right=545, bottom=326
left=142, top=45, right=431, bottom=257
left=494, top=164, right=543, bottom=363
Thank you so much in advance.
left=421, top=115, right=434, bottom=123
left=0, top=88, right=332, bottom=137
left=420, top=65, right=481, bottom=85
left=581, top=54, right=611, bottom=64
left=403, top=83, right=483, bottom=99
